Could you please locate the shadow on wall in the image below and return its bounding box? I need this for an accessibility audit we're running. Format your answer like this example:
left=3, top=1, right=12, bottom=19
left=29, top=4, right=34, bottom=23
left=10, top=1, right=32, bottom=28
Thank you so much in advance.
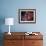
left=0, top=16, right=5, bottom=46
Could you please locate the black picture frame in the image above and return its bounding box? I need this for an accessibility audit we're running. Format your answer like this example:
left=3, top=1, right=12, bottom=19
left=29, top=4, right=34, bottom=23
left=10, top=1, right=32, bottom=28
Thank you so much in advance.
left=18, top=9, right=36, bottom=24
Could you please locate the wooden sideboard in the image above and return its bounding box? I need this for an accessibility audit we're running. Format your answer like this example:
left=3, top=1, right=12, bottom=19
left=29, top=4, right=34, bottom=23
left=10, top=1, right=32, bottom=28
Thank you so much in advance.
left=4, top=32, right=43, bottom=46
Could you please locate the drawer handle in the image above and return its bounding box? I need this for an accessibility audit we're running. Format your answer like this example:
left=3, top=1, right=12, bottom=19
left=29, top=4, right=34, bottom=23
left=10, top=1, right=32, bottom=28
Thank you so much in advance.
left=32, top=42, right=35, bottom=44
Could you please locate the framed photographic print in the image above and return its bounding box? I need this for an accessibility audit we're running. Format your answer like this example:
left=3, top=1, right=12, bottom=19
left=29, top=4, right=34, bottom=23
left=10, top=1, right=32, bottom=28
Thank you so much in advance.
left=18, top=9, right=36, bottom=23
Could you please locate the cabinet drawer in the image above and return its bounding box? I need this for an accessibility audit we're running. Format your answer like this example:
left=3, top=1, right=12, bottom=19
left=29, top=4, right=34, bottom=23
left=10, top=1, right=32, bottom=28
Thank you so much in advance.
left=4, top=40, right=16, bottom=45
left=32, top=40, right=43, bottom=46
left=24, top=40, right=43, bottom=46
left=25, top=35, right=43, bottom=40
left=4, top=40, right=24, bottom=46
left=4, top=35, right=24, bottom=40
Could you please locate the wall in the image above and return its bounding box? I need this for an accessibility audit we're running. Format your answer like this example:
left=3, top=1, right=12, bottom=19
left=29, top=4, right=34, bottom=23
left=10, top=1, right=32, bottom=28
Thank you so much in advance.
left=0, top=0, right=46, bottom=32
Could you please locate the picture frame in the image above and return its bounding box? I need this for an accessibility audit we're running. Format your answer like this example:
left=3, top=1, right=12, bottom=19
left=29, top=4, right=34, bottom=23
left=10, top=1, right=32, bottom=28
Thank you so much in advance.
left=18, top=9, right=36, bottom=24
